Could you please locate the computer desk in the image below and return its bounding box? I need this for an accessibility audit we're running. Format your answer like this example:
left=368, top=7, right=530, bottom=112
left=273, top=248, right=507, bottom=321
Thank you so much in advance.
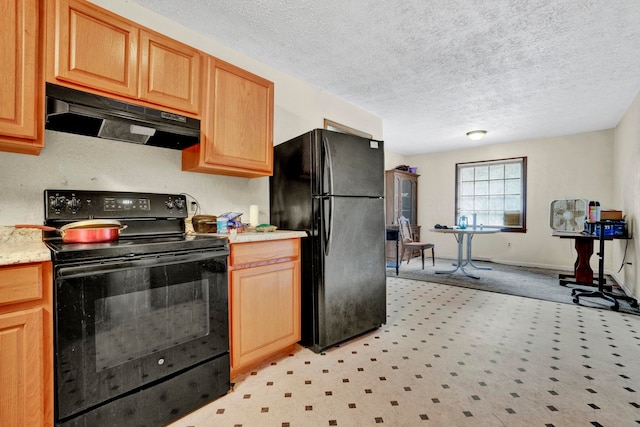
left=552, top=230, right=606, bottom=288
left=554, top=223, right=638, bottom=311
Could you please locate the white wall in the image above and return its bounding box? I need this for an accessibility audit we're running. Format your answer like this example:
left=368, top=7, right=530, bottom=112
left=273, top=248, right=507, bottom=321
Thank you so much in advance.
left=612, top=90, right=640, bottom=297
left=0, top=0, right=382, bottom=226
left=408, top=130, right=615, bottom=272
left=384, top=150, right=409, bottom=171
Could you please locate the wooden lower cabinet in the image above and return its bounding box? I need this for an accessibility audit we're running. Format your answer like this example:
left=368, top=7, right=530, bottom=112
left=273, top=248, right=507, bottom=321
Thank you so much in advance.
left=0, top=309, right=44, bottom=426
left=0, top=262, right=53, bottom=427
left=228, top=239, right=300, bottom=377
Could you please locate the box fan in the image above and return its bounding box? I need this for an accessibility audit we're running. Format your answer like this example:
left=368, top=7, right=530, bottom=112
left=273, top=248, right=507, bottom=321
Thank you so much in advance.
left=549, top=198, right=587, bottom=232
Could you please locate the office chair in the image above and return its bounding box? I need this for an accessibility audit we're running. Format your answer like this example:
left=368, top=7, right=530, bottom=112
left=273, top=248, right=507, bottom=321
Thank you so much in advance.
left=398, top=216, right=435, bottom=269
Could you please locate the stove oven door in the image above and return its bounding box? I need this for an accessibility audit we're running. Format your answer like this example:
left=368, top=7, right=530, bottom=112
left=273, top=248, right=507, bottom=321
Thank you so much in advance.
left=54, top=249, right=229, bottom=422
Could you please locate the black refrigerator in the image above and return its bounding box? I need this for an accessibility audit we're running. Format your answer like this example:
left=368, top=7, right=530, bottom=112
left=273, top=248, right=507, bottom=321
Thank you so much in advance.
left=270, top=129, right=386, bottom=353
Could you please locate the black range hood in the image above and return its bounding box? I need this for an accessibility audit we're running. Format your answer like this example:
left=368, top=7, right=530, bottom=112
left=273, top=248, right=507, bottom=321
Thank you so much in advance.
left=45, top=83, right=200, bottom=150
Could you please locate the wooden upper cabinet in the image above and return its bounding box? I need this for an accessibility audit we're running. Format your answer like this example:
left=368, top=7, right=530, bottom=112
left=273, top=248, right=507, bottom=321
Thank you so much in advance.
left=209, top=60, right=273, bottom=174
left=139, top=30, right=202, bottom=115
left=47, top=0, right=139, bottom=98
left=47, top=0, right=202, bottom=116
left=183, top=56, right=274, bottom=177
left=0, top=0, right=44, bottom=155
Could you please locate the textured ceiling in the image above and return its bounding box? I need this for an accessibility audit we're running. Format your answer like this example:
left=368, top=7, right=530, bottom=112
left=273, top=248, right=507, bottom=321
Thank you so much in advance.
left=131, top=0, right=640, bottom=155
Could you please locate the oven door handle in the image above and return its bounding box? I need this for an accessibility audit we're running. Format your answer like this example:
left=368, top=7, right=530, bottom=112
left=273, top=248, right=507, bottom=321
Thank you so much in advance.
left=56, top=250, right=228, bottom=278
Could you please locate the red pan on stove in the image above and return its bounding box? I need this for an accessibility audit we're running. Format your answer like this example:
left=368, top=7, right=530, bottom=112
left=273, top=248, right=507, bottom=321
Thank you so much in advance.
left=16, top=219, right=127, bottom=243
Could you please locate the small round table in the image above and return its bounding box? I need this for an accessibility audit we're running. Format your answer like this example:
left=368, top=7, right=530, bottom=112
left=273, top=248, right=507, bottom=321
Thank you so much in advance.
left=429, top=227, right=501, bottom=279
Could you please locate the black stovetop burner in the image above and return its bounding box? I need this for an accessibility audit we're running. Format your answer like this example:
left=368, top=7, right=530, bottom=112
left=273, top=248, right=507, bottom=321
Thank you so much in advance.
left=43, top=189, right=227, bottom=262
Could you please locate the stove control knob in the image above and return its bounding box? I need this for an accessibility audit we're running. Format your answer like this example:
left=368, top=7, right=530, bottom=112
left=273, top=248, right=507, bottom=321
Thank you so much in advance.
left=67, top=197, right=82, bottom=211
left=165, top=200, right=175, bottom=209
left=174, top=199, right=185, bottom=210
left=49, top=196, right=67, bottom=212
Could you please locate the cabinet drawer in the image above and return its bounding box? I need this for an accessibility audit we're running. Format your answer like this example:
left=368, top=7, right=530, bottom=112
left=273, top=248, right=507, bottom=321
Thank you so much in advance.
left=230, top=239, right=299, bottom=267
left=0, top=264, right=43, bottom=305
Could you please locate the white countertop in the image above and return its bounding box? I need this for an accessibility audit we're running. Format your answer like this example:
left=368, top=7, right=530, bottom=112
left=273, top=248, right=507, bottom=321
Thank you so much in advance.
left=191, top=229, right=307, bottom=243
left=0, top=226, right=51, bottom=266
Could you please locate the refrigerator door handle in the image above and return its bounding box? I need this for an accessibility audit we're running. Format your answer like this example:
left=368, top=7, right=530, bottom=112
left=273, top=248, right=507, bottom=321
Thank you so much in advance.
left=321, top=136, right=334, bottom=195
left=323, top=196, right=334, bottom=256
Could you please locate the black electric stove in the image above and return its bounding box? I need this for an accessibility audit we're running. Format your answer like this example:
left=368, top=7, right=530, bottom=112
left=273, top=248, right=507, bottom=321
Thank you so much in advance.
left=46, top=190, right=231, bottom=427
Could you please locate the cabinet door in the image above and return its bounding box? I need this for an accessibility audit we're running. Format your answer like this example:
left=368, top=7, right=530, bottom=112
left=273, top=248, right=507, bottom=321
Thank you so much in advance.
left=389, top=172, right=418, bottom=225
left=399, top=177, right=417, bottom=224
left=393, top=175, right=402, bottom=223
left=0, top=0, right=43, bottom=155
left=230, top=260, right=300, bottom=371
left=0, top=308, right=44, bottom=427
left=138, top=30, right=202, bottom=115
left=47, top=0, right=138, bottom=98
left=183, top=56, right=274, bottom=177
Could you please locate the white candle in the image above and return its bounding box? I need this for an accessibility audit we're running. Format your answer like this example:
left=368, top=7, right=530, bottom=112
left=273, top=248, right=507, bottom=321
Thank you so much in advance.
left=249, top=205, right=259, bottom=227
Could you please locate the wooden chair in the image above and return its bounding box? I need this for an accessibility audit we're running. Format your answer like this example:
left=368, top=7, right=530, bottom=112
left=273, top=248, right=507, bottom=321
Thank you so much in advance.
left=398, top=216, right=435, bottom=269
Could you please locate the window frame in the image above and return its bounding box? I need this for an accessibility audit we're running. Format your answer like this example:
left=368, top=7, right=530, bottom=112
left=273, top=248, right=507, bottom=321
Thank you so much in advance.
left=454, top=156, right=527, bottom=233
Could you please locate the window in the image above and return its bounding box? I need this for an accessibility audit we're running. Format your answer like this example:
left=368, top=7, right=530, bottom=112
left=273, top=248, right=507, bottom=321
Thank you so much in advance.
left=455, top=157, right=527, bottom=232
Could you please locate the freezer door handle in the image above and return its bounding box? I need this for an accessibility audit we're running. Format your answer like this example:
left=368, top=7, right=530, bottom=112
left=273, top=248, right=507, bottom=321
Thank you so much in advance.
left=321, top=135, right=334, bottom=196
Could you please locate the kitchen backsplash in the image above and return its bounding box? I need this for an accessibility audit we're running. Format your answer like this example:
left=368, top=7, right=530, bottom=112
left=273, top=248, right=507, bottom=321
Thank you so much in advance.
left=0, top=130, right=270, bottom=225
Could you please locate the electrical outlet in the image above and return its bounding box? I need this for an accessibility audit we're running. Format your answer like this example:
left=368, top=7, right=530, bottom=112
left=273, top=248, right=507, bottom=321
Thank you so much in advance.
left=190, top=201, right=197, bottom=213
left=507, top=242, right=511, bottom=247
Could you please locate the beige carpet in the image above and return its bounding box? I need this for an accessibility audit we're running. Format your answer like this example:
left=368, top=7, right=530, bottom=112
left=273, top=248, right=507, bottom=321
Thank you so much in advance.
left=388, top=258, right=640, bottom=315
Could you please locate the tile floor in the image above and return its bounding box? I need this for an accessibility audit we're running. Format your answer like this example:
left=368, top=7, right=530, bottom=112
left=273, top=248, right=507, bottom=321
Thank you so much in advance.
left=168, top=277, right=640, bottom=427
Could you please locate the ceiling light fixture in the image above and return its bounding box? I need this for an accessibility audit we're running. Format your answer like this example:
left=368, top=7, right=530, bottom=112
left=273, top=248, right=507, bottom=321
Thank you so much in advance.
left=466, top=130, right=487, bottom=141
